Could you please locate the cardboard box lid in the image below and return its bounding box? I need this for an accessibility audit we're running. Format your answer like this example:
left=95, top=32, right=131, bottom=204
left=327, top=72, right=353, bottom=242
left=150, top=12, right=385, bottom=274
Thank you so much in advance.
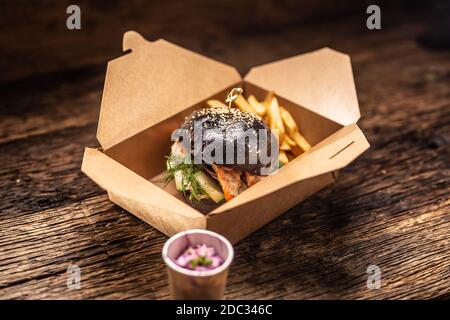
left=97, top=31, right=241, bottom=149
left=245, top=48, right=360, bottom=126
left=81, top=147, right=206, bottom=232
left=209, top=123, right=369, bottom=215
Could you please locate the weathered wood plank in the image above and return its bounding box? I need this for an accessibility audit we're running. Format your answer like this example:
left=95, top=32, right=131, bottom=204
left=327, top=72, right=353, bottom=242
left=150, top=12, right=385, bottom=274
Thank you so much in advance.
left=0, top=195, right=170, bottom=299
left=0, top=65, right=104, bottom=144
left=0, top=124, right=101, bottom=215
left=0, top=0, right=388, bottom=84
left=0, top=6, right=449, bottom=300
left=0, top=152, right=447, bottom=299
left=0, top=101, right=447, bottom=299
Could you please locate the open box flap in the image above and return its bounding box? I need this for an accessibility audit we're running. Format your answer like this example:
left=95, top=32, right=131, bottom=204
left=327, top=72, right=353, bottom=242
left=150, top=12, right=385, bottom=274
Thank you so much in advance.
left=97, top=31, right=241, bottom=149
left=81, top=148, right=206, bottom=233
left=244, top=47, right=360, bottom=126
left=209, top=123, right=369, bottom=215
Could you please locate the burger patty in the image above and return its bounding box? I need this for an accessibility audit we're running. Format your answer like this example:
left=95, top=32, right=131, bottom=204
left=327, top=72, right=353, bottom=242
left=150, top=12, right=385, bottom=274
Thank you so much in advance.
left=180, top=108, right=274, bottom=174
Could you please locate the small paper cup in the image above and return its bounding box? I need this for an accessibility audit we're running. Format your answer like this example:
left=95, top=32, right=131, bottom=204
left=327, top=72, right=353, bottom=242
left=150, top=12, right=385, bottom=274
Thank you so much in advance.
left=162, top=229, right=234, bottom=300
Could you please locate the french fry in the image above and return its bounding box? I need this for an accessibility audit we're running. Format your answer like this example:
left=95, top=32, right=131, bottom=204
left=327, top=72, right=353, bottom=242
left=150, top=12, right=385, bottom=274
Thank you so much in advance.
left=263, top=91, right=275, bottom=107
left=278, top=150, right=289, bottom=165
left=280, top=139, right=291, bottom=151
left=280, top=107, right=298, bottom=134
left=284, top=134, right=296, bottom=146
left=207, top=99, right=227, bottom=109
left=247, top=95, right=266, bottom=116
left=234, top=95, right=257, bottom=114
left=291, top=131, right=312, bottom=152
left=267, top=96, right=285, bottom=141
left=278, top=105, right=311, bottom=151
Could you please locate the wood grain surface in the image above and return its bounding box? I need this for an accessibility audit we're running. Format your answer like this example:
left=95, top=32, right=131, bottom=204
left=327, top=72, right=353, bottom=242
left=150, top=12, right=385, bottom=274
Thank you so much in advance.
left=0, top=2, right=449, bottom=299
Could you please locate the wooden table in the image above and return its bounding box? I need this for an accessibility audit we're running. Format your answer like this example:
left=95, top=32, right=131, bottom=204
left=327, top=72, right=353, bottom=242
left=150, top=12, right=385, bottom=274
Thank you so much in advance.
left=1, top=4, right=449, bottom=299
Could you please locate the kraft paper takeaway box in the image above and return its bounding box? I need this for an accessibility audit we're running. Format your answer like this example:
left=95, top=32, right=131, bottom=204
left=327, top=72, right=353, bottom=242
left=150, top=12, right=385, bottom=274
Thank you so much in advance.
left=81, top=31, right=370, bottom=244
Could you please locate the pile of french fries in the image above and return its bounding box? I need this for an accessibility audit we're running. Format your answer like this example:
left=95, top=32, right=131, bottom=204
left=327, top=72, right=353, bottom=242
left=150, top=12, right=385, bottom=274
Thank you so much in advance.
left=207, top=91, right=311, bottom=165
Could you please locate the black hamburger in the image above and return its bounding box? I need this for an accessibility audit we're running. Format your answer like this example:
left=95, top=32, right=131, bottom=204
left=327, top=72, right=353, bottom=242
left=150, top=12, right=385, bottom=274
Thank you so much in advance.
left=166, top=107, right=276, bottom=203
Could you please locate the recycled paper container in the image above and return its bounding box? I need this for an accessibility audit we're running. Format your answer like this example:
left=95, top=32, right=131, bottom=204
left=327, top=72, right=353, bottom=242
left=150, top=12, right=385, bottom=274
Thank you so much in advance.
left=81, top=31, right=370, bottom=244
left=162, top=229, right=234, bottom=300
